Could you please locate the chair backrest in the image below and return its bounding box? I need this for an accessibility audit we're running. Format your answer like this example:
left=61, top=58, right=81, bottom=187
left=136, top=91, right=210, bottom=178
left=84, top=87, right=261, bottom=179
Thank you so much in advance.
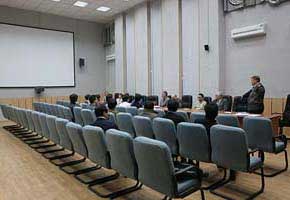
left=56, top=105, right=65, bottom=118
left=83, top=126, right=110, bottom=168
left=133, top=116, right=154, bottom=139
left=66, top=122, right=88, bottom=157
left=81, top=109, right=95, bottom=126
left=108, top=112, right=116, bottom=124
left=50, top=104, right=58, bottom=116
left=177, top=122, right=211, bottom=162
left=190, top=112, right=205, bottom=123
left=73, top=107, right=84, bottom=126
left=134, top=137, right=175, bottom=197
left=116, top=113, right=135, bottom=137
left=147, top=95, right=159, bottom=106
left=283, top=94, right=290, bottom=120
left=46, top=115, right=60, bottom=144
left=81, top=103, right=89, bottom=109
left=211, top=125, right=249, bottom=172
left=243, top=116, right=274, bottom=152
left=181, top=95, right=193, bottom=108
left=106, top=129, right=138, bottom=179
left=63, top=107, right=73, bottom=121
left=204, top=96, right=212, bottom=104
left=25, top=110, right=35, bottom=132
left=116, top=106, right=126, bottom=113
left=223, top=95, right=233, bottom=111
left=38, top=113, right=50, bottom=138
left=20, top=109, right=29, bottom=129
left=176, top=111, right=189, bottom=122
left=152, top=118, right=178, bottom=155
left=31, top=111, right=42, bottom=135
left=126, top=106, right=138, bottom=116
left=55, top=118, right=73, bottom=151
left=216, top=114, right=239, bottom=127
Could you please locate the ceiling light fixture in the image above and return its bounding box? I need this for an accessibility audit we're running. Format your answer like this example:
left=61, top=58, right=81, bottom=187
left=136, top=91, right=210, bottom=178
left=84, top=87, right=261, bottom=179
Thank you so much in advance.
left=73, top=1, right=88, bottom=7
left=96, top=6, right=111, bottom=12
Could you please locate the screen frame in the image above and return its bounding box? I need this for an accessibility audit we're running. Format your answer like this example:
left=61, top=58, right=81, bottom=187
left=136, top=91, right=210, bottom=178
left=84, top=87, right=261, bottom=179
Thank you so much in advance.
left=0, top=22, right=76, bottom=89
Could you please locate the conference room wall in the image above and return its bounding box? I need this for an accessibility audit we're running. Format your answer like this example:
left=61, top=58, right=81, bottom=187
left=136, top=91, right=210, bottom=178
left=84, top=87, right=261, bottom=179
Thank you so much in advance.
left=224, top=2, right=290, bottom=98
left=0, top=6, right=106, bottom=98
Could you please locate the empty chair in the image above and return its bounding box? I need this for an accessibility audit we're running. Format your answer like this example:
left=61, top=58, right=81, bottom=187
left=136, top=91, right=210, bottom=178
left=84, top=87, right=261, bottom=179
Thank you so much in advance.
left=244, top=116, right=288, bottom=177
left=73, top=107, right=84, bottom=126
left=116, top=106, right=126, bottom=113
left=134, top=137, right=205, bottom=200
left=63, top=107, right=73, bottom=121
left=126, top=106, right=138, bottom=116
left=176, top=111, right=189, bottom=122
left=116, top=113, right=135, bottom=137
left=152, top=118, right=178, bottom=156
left=210, top=125, right=265, bottom=199
left=55, top=105, right=65, bottom=118
left=190, top=112, right=205, bottom=123
left=181, top=95, right=193, bottom=108
left=81, top=109, right=95, bottom=126
left=133, top=116, right=154, bottom=139
left=216, top=114, right=239, bottom=127
left=101, top=129, right=142, bottom=198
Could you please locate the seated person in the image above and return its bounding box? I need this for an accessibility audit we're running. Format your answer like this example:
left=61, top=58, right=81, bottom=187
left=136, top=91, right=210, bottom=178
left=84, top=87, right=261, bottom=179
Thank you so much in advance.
left=213, top=92, right=230, bottom=111
left=88, top=95, right=97, bottom=110
left=116, top=93, right=123, bottom=105
left=68, top=93, right=79, bottom=122
left=119, top=95, right=131, bottom=107
left=172, top=95, right=182, bottom=108
left=195, top=103, right=218, bottom=136
left=91, top=105, right=118, bottom=132
left=194, top=93, right=207, bottom=110
left=140, top=101, right=159, bottom=120
left=160, top=91, right=170, bottom=107
left=84, top=94, right=90, bottom=104
left=108, top=98, right=117, bottom=115
left=96, top=94, right=102, bottom=107
left=163, top=99, right=186, bottom=127
left=131, top=93, right=143, bottom=108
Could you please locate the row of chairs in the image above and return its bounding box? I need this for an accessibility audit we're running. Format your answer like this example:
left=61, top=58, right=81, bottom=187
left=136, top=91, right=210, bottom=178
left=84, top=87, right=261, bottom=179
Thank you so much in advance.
left=33, top=102, right=73, bottom=121
left=56, top=100, right=71, bottom=107
left=0, top=104, right=206, bottom=199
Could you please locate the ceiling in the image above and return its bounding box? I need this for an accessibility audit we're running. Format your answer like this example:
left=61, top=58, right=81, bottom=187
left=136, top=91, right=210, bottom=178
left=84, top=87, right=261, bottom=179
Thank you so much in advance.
left=0, top=0, right=146, bottom=23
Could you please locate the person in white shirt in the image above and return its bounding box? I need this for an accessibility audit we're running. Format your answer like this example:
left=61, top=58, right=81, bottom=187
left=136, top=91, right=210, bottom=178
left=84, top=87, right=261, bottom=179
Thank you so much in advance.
left=194, top=93, right=207, bottom=110
left=118, top=95, right=131, bottom=107
left=116, top=94, right=123, bottom=105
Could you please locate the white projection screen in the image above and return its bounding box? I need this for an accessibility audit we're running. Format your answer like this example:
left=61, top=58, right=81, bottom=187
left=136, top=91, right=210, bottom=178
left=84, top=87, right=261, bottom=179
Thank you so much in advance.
left=0, top=23, right=75, bottom=88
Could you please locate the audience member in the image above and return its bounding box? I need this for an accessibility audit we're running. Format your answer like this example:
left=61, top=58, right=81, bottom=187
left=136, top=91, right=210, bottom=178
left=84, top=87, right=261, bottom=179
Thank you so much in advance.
left=160, top=91, right=170, bottom=107
left=119, top=95, right=131, bottom=107
left=116, top=94, right=123, bottom=105
left=163, top=99, right=186, bottom=127
left=68, top=93, right=79, bottom=122
left=194, top=93, right=207, bottom=110
left=131, top=93, right=143, bottom=108
left=91, top=105, right=118, bottom=132
left=195, top=103, right=218, bottom=136
left=88, top=95, right=97, bottom=110
left=213, top=92, right=230, bottom=111
left=140, top=101, right=159, bottom=120
left=108, top=98, right=117, bottom=115
left=84, top=94, right=90, bottom=104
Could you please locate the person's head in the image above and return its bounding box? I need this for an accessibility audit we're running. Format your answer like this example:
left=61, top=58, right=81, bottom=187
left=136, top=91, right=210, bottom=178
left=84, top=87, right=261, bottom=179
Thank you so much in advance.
left=89, top=95, right=96, bottom=104
left=215, top=92, right=223, bottom=100
left=144, top=101, right=154, bottom=110
left=122, top=95, right=129, bottom=102
left=162, top=91, right=168, bottom=98
left=172, top=95, right=178, bottom=100
left=167, top=99, right=179, bottom=112
left=69, top=93, right=78, bottom=104
left=118, top=94, right=122, bottom=99
left=95, top=105, right=109, bottom=119
left=251, top=75, right=261, bottom=86
left=204, top=103, right=218, bottom=121
left=96, top=94, right=101, bottom=101
left=106, top=94, right=113, bottom=102
left=108, top=98, right=117, bottom=110
left=128, top=95, right=134, bottom=103
left=85, top=94, right=90, bottom=101
left=197, top=93, right=204, bottom=102
left=135, top=93, right=142, bottom=102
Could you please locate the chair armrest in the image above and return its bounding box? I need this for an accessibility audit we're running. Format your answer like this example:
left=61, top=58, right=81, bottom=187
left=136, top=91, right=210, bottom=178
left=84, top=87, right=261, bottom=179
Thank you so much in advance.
left=248, top=148, right=265, bottom=162
left=274, top=135, right=287, bottom=147
left=174, top=165, right=203, bottom=179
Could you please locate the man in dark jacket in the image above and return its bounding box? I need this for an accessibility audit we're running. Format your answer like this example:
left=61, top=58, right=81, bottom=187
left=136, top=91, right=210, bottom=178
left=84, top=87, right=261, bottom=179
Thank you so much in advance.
left=163, top=99, right=186, bottom=127
left=244, top=76, right=265, bottom=114
left=91, top=105, right=118, bottom=132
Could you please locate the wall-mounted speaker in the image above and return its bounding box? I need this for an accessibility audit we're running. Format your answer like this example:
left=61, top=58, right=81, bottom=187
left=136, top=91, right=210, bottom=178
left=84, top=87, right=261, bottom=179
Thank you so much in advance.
left=79, top=58, right=85, bottom=68
left=35, top=87, right=45, bottom=94
left=204, top=45, right=209, bottom=51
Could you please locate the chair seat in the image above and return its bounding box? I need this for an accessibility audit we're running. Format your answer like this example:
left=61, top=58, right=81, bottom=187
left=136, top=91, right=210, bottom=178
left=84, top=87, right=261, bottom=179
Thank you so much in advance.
left=176, top=172, right=201, bottom=197
left=274, top=141, right=286, bottom=153
left=249, top=157, right=263, bottom=171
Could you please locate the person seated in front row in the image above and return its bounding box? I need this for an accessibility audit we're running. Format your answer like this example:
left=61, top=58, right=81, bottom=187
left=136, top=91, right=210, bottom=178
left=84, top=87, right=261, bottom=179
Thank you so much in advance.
left=119, top=95, right=131, bottom=107
left=131, top=93, right=143, bottom=108
left=91, top=105, right=118, bottom=132
left=140, top=101, right=159, bottom=120
left=68, top=93, right=79, bottom=122
left=193, top=93, right=207, bottom=110
left=195, top=102, right=218, bottom=136
left=88, top=95, right=97, bottom=110
left=108, top=98, right=117, bottom=115
left=163, top=99, right=186, bottom=127
left=84, top=94, right=90, bottom=104
left=213, top=92, right=230, bottom=111
left=160, top=91, right=170, bottom=107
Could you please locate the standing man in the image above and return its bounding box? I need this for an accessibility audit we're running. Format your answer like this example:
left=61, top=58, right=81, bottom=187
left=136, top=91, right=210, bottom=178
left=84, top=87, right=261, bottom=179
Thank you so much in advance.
left=244, top=75, right=265, bottom=114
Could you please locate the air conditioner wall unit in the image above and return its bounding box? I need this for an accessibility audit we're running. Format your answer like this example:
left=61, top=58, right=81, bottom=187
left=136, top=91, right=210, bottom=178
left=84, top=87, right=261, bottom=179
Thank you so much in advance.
left=231, top=23, right=267, bottom=40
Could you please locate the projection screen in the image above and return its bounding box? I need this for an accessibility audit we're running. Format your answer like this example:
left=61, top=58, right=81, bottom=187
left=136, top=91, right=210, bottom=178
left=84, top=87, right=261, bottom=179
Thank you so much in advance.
left=0, top=23, right=75, bottom=87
